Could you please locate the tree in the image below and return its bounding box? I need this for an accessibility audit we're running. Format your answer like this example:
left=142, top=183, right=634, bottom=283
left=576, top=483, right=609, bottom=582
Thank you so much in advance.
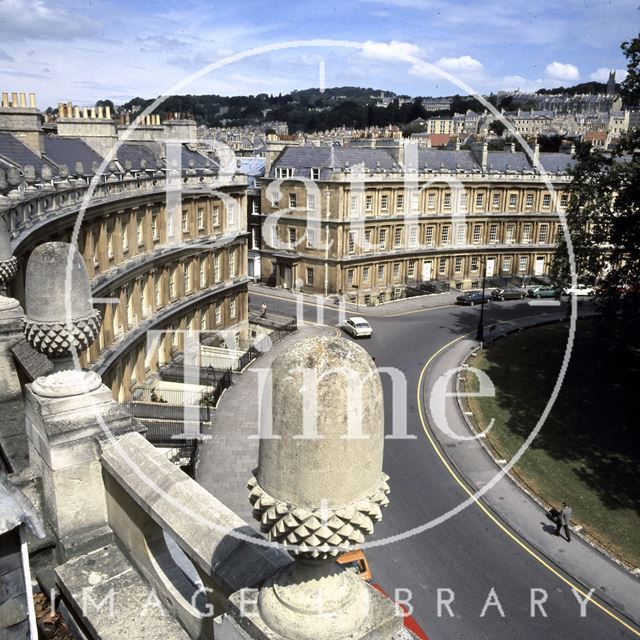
left=552, top=33, right=640, bottom=351
left=621, top=35, right=640, bottom=104
left=488, top=120, right=507, bottom=137
left=551, top=126, right=640, bottom=352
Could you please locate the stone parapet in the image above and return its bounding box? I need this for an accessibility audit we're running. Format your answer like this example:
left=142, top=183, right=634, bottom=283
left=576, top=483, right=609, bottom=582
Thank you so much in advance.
left=24, top=370, right=142, bottom=561
left=100, top=432, right=290, bottom=638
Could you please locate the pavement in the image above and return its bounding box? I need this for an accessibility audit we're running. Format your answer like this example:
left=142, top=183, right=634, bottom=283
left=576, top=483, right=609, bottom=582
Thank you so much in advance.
left=422, top=318, right=640, bottom=631
left=249, top=281, right=460, bottom=316
left=195, top=286, right=640, bottom=638
left=196, top=321, right=336, bottom=525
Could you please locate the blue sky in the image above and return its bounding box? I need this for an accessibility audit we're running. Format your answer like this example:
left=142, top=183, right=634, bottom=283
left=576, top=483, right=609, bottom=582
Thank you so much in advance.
left=0, top=0, right=636, bottom=108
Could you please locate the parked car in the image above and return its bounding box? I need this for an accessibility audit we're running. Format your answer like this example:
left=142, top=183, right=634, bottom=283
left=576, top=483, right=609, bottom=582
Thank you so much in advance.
left=491, top=287, right=527, bottom=301
left=563, top=284, right=595, bottom=296
left=528, top=285, right=557, bottom=299
left=337, top=548, right=372, bottom=582
left=456, top=291, right=491, bottom=306
left=342, top=316, right=373, bottom=338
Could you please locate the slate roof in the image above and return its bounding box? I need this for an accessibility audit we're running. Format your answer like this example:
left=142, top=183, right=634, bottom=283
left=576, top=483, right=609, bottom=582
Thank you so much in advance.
left=536, top=153, right=577, bottom=173
left=271, top=145, right=401, bottom=179
left=182, top=146, right=218, bottom=172
left=237, top=157, right=266, bottom=177
left=486, top=151, right=532, bottom=172
left=0, top=132, right=57, bottom=176
left=117, top=143, right=158, bottom=171
left=419, top=149, right=479, bottom=171
left=43, top=136, right=104, bottom=174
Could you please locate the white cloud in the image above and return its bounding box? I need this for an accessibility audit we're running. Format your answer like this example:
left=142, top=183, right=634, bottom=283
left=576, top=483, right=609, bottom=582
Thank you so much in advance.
left=589, top=67, right=627, bottom=82
left=434, top=55, right=484, bottom=73
left=361, top=40, right=422, bottom=62
left=544, top=61, right=579, bottom=82
left=0, top=0, right=99, bottom=41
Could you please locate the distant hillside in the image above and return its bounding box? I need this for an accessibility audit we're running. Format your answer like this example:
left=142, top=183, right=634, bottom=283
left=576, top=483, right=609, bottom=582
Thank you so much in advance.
left=536, top=81, right=614, bottom=95
left=115, top=87, right=489, bottom=133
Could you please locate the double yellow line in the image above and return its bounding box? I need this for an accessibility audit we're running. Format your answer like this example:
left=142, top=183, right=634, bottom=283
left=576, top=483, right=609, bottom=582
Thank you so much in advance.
left=416, top=334, right=640, bottom=637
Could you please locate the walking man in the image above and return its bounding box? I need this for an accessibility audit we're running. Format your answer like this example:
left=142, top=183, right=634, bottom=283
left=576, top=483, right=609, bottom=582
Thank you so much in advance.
left=555, top=501, right=572, bottom=541
left=260, top=302, right=267, bottom=318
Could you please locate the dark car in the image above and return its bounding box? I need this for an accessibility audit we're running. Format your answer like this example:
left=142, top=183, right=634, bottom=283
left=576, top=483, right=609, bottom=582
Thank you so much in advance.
left=528, top=285, right=557, bottom=299
left=491, top=286, right=527, bottom=301
left=456, top=291, right=491, bottom=306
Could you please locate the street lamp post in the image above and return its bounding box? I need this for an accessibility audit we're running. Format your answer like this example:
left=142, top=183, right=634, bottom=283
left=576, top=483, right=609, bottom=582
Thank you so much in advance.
left=476, top=255, right=487, bottom=344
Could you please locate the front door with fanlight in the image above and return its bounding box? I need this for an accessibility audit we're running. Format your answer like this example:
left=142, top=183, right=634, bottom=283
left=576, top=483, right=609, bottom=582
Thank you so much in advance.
left=422, top=260, right=432, bottom=281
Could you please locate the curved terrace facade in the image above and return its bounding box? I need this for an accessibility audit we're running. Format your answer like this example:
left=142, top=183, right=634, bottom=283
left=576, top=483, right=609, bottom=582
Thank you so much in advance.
left=0, top=94, right=250, bottom=400
left=260, top=139, right=574, bottom=303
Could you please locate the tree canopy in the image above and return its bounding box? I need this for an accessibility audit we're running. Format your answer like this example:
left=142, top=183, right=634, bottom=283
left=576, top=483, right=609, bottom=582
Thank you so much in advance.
left=551, top=33, right=640, bottom=351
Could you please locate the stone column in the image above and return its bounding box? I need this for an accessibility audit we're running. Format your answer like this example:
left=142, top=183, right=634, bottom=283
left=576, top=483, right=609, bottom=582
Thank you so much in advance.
left=216, top=336, right=402, bottom=639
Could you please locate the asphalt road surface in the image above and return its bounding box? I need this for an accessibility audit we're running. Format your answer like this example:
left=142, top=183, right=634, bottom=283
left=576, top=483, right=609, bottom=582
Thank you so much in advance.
left=249, top=289, right=638, bottom=640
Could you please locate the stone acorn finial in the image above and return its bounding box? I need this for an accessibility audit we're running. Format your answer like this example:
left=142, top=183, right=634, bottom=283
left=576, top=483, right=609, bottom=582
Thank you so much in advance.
left=242, top=336, right=399, bottom=640
left=23, top=242, right=101, bottom=362
left=0, top=219, right=18, bottom=293
left=249, top=335, right=389, bottom=559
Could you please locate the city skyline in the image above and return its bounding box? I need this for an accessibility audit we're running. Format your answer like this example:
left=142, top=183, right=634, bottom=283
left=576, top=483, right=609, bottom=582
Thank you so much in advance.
left=0, top=0, right=635, bottom=107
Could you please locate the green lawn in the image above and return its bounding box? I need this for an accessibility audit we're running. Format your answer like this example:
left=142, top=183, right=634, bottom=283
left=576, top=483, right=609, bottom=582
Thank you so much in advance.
left=464, top=319, right=640, bottom=568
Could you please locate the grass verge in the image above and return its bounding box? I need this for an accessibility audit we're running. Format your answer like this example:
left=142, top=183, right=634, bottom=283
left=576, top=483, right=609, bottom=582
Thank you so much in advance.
left=463, top=319, right=640, bottom=568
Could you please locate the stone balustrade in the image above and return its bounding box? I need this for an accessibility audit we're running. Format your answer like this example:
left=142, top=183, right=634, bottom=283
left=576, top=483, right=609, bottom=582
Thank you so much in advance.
left=90, top=431, right=290, bottom=639
left=0, top=171, right=247, bottom=243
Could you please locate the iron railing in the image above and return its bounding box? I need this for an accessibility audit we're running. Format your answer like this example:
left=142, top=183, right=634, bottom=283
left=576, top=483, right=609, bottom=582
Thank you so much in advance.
left=122, top=400, right=212, bottom=424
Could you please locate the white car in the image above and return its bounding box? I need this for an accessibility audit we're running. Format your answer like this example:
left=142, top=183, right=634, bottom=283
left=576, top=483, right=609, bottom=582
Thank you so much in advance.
left=564, top=284, right=595, bottom=297
left=342, top=317, right=373, bottom=338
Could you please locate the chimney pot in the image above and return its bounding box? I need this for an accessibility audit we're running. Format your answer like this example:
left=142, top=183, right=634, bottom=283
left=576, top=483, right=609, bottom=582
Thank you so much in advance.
left=2, top=92, right=8, bottom=108
left=19, top=92, right=26, bottom=108
left=83, top=107, right=89, bottom=118
left=29, top=93, right=36, bottom=108
left=11, top=92, right=18, bottom=107
left=105, top=105, right=111, bottom=119
left=97, top=105, right=103, bottom=119
left=74, top=106, right=80, bottom=118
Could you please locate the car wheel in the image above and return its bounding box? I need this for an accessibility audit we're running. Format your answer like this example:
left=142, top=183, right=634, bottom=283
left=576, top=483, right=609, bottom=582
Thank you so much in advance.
left=535, top=294, right=541, bottom=298
left=469, top=301, right=474, bottom=306
left=500, top=296, right=505, bottom=301
left=520, top=294, right=525, bottom=299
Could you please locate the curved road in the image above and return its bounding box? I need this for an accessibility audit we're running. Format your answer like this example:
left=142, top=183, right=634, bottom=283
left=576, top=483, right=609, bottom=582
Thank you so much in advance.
left=249, top=289, right=638, bottom=639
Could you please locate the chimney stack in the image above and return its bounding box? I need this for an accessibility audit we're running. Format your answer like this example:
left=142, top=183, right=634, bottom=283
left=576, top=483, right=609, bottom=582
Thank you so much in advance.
left=471, top=141, right=489, bottom=171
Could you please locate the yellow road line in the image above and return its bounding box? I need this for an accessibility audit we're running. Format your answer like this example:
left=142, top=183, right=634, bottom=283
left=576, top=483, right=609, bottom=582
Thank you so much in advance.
left=416, top=335, right=640, bottom=637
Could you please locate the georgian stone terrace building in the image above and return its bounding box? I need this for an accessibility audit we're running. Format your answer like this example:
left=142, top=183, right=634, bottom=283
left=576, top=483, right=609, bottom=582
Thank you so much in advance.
left=260, top=139, right=574, bottom=304
left=0, top=93, right=249, bottom=401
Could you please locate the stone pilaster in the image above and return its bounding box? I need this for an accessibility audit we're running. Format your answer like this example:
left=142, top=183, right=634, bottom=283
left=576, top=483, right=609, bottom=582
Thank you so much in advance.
left=24, top=369, right=142, bottom=561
